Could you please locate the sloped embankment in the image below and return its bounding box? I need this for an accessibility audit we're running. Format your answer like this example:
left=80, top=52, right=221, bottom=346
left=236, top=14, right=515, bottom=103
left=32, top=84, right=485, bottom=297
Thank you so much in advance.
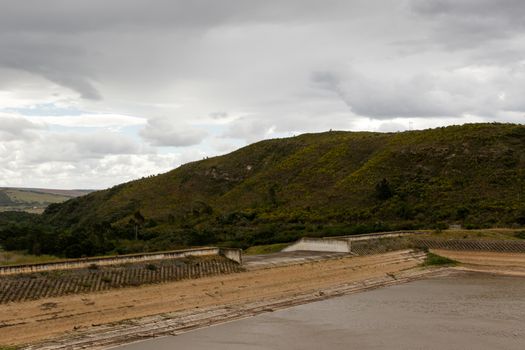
left=0, top=256, right=242, bottom=304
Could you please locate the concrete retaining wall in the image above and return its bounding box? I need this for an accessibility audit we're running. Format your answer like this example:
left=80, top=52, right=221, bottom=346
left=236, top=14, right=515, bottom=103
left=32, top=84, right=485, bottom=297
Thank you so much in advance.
left=219, top=248, right=243, bottom=264
left=330, top=231, right=429, bottom=242
left=282, top=237, right=351, bottom=253
left=0, top=247, right=243, bottom=276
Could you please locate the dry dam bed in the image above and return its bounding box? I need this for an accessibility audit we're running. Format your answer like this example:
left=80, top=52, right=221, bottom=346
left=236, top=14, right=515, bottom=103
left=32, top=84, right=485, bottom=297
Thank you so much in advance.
left=0, top=250, right=427, bottom=348
left=0, top=256, right=242, bottom=304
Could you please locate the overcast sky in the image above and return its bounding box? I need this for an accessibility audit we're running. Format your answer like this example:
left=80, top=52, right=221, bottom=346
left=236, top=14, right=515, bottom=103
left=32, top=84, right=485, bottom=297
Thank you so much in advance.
left=1, top=0, right=524, bottom=189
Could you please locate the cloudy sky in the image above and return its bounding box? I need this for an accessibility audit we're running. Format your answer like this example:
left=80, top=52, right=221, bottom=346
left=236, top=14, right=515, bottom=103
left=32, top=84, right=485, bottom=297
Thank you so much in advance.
left=1, top=0, right=524, bottom=189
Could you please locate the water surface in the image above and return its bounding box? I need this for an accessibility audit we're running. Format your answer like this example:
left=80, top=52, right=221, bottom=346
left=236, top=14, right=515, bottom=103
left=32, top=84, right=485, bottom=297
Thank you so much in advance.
left=117, top=272, right=525, bottom=350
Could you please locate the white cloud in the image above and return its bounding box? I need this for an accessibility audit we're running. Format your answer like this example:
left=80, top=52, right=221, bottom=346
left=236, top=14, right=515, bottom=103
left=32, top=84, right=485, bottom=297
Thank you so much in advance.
left=0, top=114, right=44, bottom=141
left=0, top=1, right=524, bottom=188
left=312, top=63, right=525, bottom=119
left=140, top=118, right=207, bottom=147
left=33, top=113, right=146, bottom=128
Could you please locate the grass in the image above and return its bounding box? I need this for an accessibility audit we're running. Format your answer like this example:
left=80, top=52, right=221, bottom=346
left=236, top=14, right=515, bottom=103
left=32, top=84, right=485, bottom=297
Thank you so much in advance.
left=244, top=243, right=290, bottom=255
left=0, top=346, right=19, bottom=350
left=428, top=229, right=524, bottom=241
left=3, top=188, right=71, bottom=204
left=0, top=250, right=61, bottom=266
left=422, top=252, right=458, bottom=267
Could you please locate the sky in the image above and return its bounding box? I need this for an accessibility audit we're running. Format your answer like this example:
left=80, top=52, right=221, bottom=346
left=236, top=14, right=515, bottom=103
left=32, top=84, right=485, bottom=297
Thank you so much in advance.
left=1, top=0, right=524, bottom=189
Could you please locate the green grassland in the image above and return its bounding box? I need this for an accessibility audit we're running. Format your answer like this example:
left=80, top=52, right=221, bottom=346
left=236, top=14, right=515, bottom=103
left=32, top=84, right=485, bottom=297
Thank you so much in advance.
left=0, top=249, right=60, bottom=266
left=427, top=228, right=525, bottom=240
left=1, top=123, right=525, bottom=258
left=244, top=243, right=290, bottom=255
left=3, top=189, right=71, bottom=204
left=421, top=252, right=458, bottom=266
left=0, top=188, right=89, bottom=213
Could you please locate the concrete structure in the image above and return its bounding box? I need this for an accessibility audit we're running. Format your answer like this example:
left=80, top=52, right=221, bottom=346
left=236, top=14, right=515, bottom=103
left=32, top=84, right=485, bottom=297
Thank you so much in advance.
left=243, top=251, right=347, bottom=270
left=282, top=237, right=352, bottom=253
left=0, top=247, right=243, bottom=276
left=281, top=231, right=430, bottom=254
left=219, top=248, right=243, bottom=265
left=330, top=231, right=429, bottom=242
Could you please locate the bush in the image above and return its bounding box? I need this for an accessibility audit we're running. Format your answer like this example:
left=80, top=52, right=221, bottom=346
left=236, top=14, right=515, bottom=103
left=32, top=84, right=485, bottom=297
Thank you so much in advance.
left=464, top=223, right=481, bottom=230
left=145, top=263, right=157, bottom=271
left=422, top=253, right=457, bottom=266
left=375, top=178, right=393, bottom=200
left=432, top=221, right=449, bottom=232
left=515, top=231, right=525, bottom=239
left=88, top=263, right=99, bottom=270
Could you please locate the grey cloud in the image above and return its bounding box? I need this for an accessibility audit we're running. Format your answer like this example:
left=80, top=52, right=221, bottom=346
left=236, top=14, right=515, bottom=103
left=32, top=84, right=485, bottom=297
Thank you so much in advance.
left=312, top=70, right=459, bottom=119
left=410, top=0, right=525, bottom=49
left=377, top=122, right=407, bottom=132
left=0, top=0, right=370, bottom=98
left=0, top=115, right=43, bottom=141
left=2, top=1, right=525, bottom=188
left=0, top=0, right=371, bottom=34
left=209, top=112, right=229, bottom=120
left=222, top=117, right=276, bottom=143
left=312, top=65, right=525, bottom=119
left=140, top=119, right=207, bottom=147
left=1, top=35, right=101, bottom=99
left=25, top=132, right=145, bottom=163
left=412, top=0, right=525, bottom=19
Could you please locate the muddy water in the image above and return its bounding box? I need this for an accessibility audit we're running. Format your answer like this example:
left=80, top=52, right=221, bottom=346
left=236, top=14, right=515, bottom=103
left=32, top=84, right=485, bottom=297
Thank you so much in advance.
left=117, top=272, right=525, bottom=350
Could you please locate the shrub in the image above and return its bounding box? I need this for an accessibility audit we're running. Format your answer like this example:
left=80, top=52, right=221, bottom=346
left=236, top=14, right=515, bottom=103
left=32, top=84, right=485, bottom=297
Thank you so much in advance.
left=88, top=263, right=99, bottom=270
left=432, top=221, right=449, bottom=232
left=422, top=253, right=457, bottom=266
left=515, top=231, right=525, bottom=239
left=145, top=263, right=157, bottom=271
left=375, top=178, right=393, bottom=200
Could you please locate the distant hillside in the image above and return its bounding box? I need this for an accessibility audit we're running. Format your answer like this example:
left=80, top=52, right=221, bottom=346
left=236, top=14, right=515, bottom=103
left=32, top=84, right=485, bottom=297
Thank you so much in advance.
left=0, top=188, right=92, bottom=214
left=43, top=123, right=525, bottom=243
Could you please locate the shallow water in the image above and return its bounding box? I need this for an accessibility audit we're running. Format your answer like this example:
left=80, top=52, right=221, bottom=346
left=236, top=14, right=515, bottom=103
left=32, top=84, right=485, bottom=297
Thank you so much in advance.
left=117, top=272, right=525, bottom=350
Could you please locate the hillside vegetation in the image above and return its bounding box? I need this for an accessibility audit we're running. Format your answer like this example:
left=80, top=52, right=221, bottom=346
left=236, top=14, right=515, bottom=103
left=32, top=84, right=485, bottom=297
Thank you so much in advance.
left=2, top=123, right=525, bottom=257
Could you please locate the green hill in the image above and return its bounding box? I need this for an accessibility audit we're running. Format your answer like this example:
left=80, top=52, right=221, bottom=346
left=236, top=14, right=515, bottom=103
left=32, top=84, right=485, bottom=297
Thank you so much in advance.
left=0, top=188, right=92, bottom=214
left=2, top=123, right=525, bottom=257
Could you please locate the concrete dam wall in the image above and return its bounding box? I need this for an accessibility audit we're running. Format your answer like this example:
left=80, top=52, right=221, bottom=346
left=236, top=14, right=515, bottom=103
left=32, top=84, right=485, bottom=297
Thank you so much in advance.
left=282, top=237, right=352, bottom=253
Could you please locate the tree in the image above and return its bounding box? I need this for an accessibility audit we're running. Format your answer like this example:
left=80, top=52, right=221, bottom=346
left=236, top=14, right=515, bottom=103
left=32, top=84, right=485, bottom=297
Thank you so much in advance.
left=375, top=178, right=393, bottom=200
left=268, top=184, right=278, bottom=206
left=133, top=211, right=145, bottom=240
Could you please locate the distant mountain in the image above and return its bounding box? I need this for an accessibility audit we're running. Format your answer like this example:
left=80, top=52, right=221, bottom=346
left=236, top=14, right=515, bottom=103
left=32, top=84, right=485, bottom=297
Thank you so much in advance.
left=0, top=187, right=93, bottom=214
left=44, top=123, right=525, bottom=238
